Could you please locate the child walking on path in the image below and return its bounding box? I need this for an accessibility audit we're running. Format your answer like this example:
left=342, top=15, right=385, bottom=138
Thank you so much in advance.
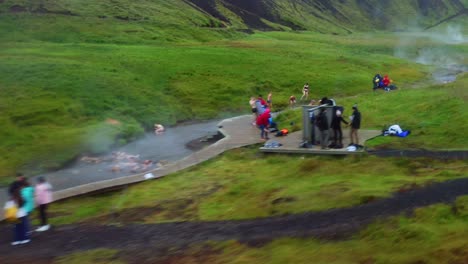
left=35, top=177, right=52, bottom=232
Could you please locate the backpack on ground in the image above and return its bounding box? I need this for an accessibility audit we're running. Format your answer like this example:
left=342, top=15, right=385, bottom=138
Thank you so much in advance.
left=4, top=201, right=18, bottom=222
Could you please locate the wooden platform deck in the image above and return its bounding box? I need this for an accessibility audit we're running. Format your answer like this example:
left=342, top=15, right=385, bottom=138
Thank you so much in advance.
left=259, top=129, right=381, bottom=155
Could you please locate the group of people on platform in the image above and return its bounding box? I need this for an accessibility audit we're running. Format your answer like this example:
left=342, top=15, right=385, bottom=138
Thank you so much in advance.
left=5, top=173, right=52, bottom=246
left=250, top=94, right=275, bottom=140
left=314, top=101, right=361, bottom=150
left=252, top=81, right=365, bottom=149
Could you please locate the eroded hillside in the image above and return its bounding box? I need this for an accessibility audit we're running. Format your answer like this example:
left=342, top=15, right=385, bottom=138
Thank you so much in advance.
left=0, top=0, right=466, bottom=39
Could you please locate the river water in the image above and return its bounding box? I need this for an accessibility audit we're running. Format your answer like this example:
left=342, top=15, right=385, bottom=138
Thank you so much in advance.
left=0, top=120, right=222, bottom=201
left=431, top=64, right=468, bottom=84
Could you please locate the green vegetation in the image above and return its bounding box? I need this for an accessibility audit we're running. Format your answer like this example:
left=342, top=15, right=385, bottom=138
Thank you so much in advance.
left=0, top=1, right=467, bottom=262
left=0, top=30, right=437, bottom=178
left=188, top=198, right=468, bottom=264
left=51, top=196, right=468, bottom=263
left=0, top=0, right=466, bottom=177
left=54, top=248, right=123, bottom=264
left=44, top=147, right=467, bottom=225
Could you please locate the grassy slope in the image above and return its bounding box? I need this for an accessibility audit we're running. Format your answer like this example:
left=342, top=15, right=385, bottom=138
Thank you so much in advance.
left=41, top=149, right=468, bottom=263
left=0, top=29, right=435, bottom=177
left=0, top=0, right=466, bottom=176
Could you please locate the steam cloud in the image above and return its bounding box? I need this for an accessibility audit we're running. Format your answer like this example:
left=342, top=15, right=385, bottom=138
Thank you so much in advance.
left=394, top=24, right=467, bottom=83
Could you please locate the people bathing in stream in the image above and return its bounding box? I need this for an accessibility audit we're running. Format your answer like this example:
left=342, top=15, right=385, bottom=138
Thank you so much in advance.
left=154, top=124, right=165, bottom=134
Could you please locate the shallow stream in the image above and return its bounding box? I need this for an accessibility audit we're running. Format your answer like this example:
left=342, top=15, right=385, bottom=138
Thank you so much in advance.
left=0, top=120, right=222, bottom=201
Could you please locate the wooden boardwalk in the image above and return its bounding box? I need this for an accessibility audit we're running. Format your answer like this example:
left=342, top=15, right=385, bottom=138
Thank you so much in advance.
left=260, top=129, right=381, bottom=155
left=0, top=115, right=380, bottom=220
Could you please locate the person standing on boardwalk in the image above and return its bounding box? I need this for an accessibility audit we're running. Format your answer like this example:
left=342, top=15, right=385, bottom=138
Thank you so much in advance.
left=256, top=108, right=271, bottom=140
left=249, top=97, right=258, bottom=125
left=301, top=83, right=309, bottom=101
left=35, top=176, right=53, bottom=232
left=316, top=108, right=329, bottom=149
left=331, top=109, right=348, bottom=148
left=349, top=105, right=361, bottom=146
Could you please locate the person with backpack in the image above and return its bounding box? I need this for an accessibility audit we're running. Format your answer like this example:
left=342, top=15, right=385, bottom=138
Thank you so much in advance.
left=316, top=108, right=329, bottom=150
left=8, top=185, right=30, bottom=246
left=349, top=104, right=361, bottom=146
left=373, top=74, right=382, bottom=90
left=35, top=176, right=53, bottom=232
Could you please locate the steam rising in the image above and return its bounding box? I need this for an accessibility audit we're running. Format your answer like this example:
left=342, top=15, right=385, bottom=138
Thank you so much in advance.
left=394, top=24, right=467, bottom=83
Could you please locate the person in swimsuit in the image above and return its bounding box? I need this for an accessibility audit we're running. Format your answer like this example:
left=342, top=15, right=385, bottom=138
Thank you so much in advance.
left=289, top=95, right=296, bottom=108
left=301, top=83, right=309, bottom=101
left=249, top=97, right=258, bottom=125
left=267, top=92, right=272, bottom=109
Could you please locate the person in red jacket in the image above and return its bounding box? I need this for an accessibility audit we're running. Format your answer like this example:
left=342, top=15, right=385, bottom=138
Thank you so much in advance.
left=383, top=75, right=391, bottom=88
left=258, top=95, right=267, bottom=106
left=256, top=108, right=271, bottom=140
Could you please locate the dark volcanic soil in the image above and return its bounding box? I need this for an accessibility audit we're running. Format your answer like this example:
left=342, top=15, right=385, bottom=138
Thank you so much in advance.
left=1, top=177, right=467, bottom=263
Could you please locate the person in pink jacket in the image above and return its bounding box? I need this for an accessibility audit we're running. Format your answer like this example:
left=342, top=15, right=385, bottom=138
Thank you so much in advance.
left=35, top=177, right=52, bottom=232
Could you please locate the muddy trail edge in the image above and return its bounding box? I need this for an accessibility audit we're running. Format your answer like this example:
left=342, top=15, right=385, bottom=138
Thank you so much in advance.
left=1, top=177, right=467, bottom=262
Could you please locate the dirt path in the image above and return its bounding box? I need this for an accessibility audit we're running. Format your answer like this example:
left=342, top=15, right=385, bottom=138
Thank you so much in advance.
left=368, top=149, right=468, bottom=159
left=1, top=177, right=467, bottom=263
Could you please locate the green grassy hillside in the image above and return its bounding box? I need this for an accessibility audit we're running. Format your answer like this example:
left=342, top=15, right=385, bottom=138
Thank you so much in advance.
left=0, top=0, right=466, bottom=177
left=0, top=0, right=466, bottom=41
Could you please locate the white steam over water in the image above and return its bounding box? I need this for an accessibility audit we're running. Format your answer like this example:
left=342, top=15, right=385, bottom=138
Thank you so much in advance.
left=394, top=24, right=467, bottom=83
